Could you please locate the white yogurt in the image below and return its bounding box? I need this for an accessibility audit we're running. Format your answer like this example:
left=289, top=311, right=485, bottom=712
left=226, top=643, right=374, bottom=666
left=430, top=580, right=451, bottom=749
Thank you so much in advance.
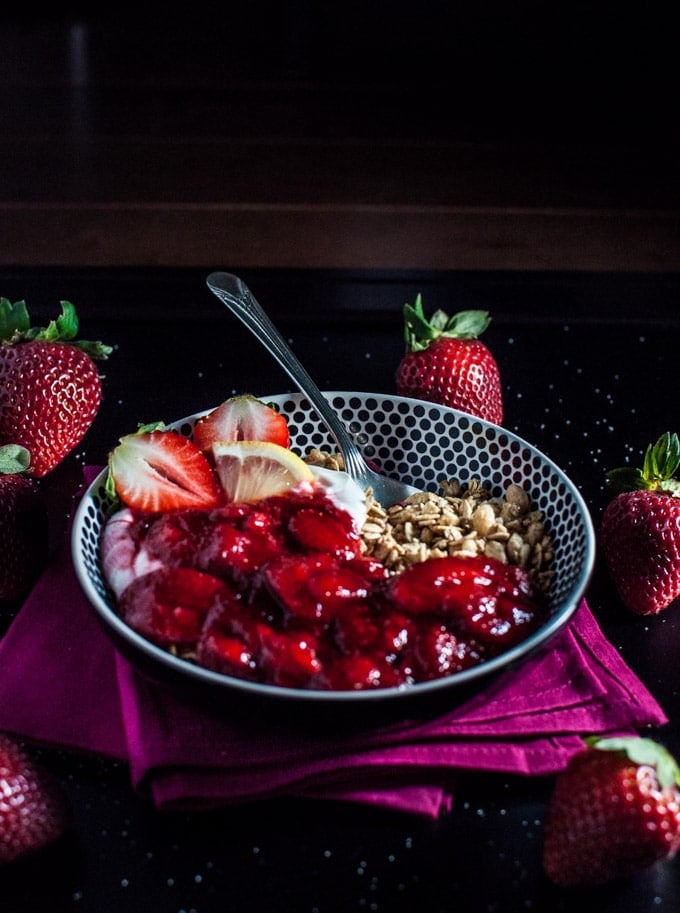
left=304, top=465, right=368, bottom=532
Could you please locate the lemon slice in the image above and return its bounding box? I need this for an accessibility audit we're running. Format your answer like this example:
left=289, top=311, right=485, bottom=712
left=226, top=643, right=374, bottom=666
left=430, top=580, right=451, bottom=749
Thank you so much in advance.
left=211, top=440, right=315, bottom=502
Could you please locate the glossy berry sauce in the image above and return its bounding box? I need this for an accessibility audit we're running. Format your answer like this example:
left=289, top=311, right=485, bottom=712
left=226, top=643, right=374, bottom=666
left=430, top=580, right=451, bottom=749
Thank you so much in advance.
left=113, top=489, right=548, bottom=691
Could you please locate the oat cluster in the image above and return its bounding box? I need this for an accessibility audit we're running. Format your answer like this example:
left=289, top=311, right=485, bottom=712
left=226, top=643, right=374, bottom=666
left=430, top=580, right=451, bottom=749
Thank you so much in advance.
left=305, top=448, right=555, bottom=593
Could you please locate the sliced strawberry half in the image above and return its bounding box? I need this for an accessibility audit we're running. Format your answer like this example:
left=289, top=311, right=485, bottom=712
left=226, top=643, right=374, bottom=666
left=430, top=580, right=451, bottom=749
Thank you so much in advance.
left=192, top=394, right=290, bottom=451
left=286, top=503, right=362, bottom=557
left=263, top=553, right=381, bottom=624
left=108, top=427, right=222, bottom=513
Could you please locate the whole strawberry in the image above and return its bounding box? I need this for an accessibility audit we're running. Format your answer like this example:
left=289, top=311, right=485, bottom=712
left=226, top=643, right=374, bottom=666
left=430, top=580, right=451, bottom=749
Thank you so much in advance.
left=0, top=445, right=48, bottom=602
left=0, top=731, right=69, bottom=864
left=601, top=432, right=680, bottom=614
left=543, top=736, right=680, bottom=887
left=0, top=298, right=112, bottom=477
left=395, top=295, right=503, bottom=424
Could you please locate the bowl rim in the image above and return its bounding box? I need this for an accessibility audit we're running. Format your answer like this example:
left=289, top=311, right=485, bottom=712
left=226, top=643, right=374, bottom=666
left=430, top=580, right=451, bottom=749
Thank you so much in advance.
left=71, top=391, right=596, bottom=706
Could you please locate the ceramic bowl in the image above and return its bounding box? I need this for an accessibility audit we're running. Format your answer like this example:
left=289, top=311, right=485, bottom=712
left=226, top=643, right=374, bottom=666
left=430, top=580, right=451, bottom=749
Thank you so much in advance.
left=72, top=392, right=595, bottom=725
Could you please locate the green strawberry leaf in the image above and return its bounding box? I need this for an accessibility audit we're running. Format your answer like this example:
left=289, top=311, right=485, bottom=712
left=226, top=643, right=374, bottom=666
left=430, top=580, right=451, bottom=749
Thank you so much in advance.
left=645, top=431, right=680, bottom=481
left=605, top=466, right=648, bottom=491
left=27, top=299, right=80, bottom=342
left=403, top=295, right=439, bottom=350
left=586, top=736, right=680, bottom=790
left=104, top=465, right=119, bottom=503
left=135, top=421, right=168, bottom=434
left=0, top=298, right=31, bottom=342
left=27, top=300, right=113, bottom=359
left=76, top=339, right=114, bottom=359
left=429, top=309, right=450, bottom=333
left=606, top=432, right=680, bottom=495
left=402, top=296, right=492, bottom=351
left=443, top=309, right=491, bottom=338
left=0, top=444, right=32, bottom=475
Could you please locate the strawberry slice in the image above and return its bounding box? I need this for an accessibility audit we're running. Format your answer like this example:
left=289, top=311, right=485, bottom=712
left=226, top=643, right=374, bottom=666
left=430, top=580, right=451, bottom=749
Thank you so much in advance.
left=198, top=514, right=283, bottom=581
left=410, top=622, right=486, bottom=679
left=143, top=510, right=211, bottom=567
left=119, top=566, right=233, bottom=647
left=316, top=653, right=403, bottom=691
left=286, top=503, right=362, bottom=557
left=387, top=555, right=543, bottom=648
left=258, top=627, right=323, bottom=688
left=108, top=427, right=222, bottom=513
left=192, top=394, right=290, bottom=451
left=263, top=553, right=381, bottom=624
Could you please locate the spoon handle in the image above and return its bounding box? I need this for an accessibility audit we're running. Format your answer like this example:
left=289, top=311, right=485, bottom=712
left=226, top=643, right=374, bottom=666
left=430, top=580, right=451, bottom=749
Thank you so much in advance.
left=206, top=272, right=362, bottom=470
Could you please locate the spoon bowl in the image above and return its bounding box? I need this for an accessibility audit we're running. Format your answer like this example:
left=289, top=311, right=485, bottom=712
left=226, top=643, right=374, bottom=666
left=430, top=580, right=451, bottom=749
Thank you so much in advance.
left=206, top=271, right=419, bottom=506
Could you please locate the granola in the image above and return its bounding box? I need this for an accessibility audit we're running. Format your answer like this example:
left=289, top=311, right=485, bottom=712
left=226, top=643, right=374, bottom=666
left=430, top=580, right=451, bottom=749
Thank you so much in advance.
left=305, top=448, right=555, bottom=593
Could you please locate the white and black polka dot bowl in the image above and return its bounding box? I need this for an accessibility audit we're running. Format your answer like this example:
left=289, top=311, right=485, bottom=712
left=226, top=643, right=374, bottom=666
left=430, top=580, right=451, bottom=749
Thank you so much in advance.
left=72, top=392, right=596, bottom=726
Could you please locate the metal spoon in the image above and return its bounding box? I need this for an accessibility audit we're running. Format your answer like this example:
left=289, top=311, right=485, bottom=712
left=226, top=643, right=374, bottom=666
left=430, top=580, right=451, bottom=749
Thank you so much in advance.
left=206, top=271, right=420, bottom=506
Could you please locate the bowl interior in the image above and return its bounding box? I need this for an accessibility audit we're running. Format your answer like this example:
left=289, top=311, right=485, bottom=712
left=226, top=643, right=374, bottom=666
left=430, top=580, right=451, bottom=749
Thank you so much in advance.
left=72, top=392, right=595, bottom=713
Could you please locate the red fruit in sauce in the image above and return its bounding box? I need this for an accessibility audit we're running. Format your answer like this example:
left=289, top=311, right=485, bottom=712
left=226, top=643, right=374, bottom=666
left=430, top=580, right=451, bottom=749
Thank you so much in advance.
left=411, top=622, right=486, bottom=679
left=120, top=566, right=234, bottom=647
left=198, top=512, right=283, bottom=581
left=197, top=600, right=262, bottom=680
left=388, top=555, right=542, bottom=647
left=387, top=554, right=482, bottom=614
left=331, top=599, right=410, bottom=659
left=143, top=510, right=210, bottom=567
left=331, top=602, right=384, bottom=655
left=263, top=553, right=375, bottom=623
left=108, top=461, right=549, bottom=690
left=257, top=626, right=323, bottom=688
left=198, top=631, right=257, bottom=679
left=286, top=504, right=362, bottom=557
left=316, top=653, right=404, bottom=691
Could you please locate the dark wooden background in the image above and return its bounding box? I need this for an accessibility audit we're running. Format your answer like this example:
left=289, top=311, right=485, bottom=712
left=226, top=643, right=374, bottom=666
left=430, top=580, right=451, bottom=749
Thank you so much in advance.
left=1, top=3, right=678, bottom=271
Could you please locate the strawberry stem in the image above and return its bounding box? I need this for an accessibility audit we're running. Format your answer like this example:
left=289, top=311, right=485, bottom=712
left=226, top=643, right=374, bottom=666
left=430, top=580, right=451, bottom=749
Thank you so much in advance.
left=586, top=736, right=680, bottom=790
left=0, top=298, right=112, bottom=359
left=403, top=295, right=491, bottom=353
left=606, top=432, right=680, bottom=496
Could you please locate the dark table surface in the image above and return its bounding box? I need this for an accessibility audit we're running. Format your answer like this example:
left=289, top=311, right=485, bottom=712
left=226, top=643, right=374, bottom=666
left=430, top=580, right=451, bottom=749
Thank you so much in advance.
left=2, top=266, right=680, bottom=912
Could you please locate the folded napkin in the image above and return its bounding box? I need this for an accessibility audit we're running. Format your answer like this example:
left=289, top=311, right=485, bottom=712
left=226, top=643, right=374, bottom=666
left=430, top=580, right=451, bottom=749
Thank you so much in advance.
left=0, top=470, right=668, bottom=819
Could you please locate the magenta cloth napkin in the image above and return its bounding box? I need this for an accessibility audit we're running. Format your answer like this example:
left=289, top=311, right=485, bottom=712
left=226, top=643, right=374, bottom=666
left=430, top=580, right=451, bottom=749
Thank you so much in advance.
left=0, top=469, right=668, bottom=818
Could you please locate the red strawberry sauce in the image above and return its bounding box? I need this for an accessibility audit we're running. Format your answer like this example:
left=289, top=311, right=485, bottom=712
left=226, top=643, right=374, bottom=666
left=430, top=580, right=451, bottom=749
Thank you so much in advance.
left=109, top=488, right=547, bottom=691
